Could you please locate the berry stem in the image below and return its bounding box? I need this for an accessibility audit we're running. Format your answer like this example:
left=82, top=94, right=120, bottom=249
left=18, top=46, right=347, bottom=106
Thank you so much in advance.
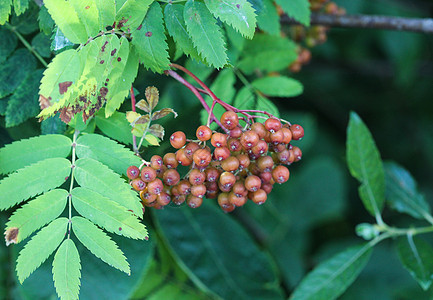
left=131, top=85, right=138, bottom=154
left=67, top=129, right=79, bottom=239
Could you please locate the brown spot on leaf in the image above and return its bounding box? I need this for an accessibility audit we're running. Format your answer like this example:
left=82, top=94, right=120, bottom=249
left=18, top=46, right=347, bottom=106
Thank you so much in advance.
left=100, top=60, right=104, bottom=64
left=111, top=49, right=117, bottom=56
left=145, top=31, right=152, bottom=37
left=236, top=4, right=240, bottom=8
left=101, top=41, right=108, bottom=52
left=85, top=5, right=90, bottom=9
left=119, top=227, right=122, bottom=231
left=59, top=106, right=73, bottom=123
left=5, top=227, right=19, bottom=246
left=145, top=236, right=149, bottom=241
left=137, top=24, right=142, bottom=30
left=99, top=87, right=108, bottom=97
left=39, top=95, right=52, bottom=109
left=117, top=18, right=128, bottom=29
left=59, top=81, right=73, bottom=95
left=117, top=57, right=121, bottom=62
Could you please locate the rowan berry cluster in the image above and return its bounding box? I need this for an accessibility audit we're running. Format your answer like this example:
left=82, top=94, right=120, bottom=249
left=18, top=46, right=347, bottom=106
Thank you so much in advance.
left=127, top=111, right=303, bottom=212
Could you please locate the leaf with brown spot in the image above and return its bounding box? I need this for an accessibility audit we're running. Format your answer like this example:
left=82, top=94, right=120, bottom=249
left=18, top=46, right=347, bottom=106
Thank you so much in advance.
left=59, top=81, right=73, bottom=95
left=59, top=106, right=73, bottom=123
left=145, top=86, right=159, bottom=110
left=135, top=115, right=150, bottom=125
left=151, top=108, right=177, bottom=121
left=148, top=124, right=164, bottom=139
left=5, top=227, right=18, bottom=246
left=39, top=95, right=51, bottom=110
left=135, top=99, right=150, bottom=113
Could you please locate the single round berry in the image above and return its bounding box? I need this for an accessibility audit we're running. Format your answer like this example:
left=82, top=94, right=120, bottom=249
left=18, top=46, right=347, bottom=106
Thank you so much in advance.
left=189, top=168, right=206, bottom=185
left=177, top=180, right=191, bottom=195
left=228, top=138, right=242, bottom=152
left=281, top=127, right=292, bottom=144
left=240, top=131, right=259, bottom=149
left=251, top=140, right=268, bottom=155
left=211, top=133, right=228, bottom=148
left=228, top=192, right=247, bottom=207
left=218, top=192, right=230, bottom=209
left=270, top=130, right=284, bottom=144
left=292, top=146, right=302, bottom=162
left=206, top=181, right=218, bottom=192
left=131, top=178, right=146, bottom=191
left=272, top=165, right=290, bottom=184
left=221, top=111, right=239, bottom=130
left=214, top=147, right=231, bottom=161
left=187, top=195, right=203, bottom=208
left=229, top=126, right=243, bottom=138
left=205, top=167, right=220, bottom=182
left=191, top=184, right=207, bottom=198
left=176, top=148, right=193, bottom=166
left=163, top=169, right=180, bottom=186
left=156, top=192, right=171, bottom=206
left=265, top=118, right=282, bottom=133
left=261, top=183, right=273, bottom=194
left=257, top=156, right=274, bottom=172
left=245, top=175, right=262, bottom=192
left=260, top=171, right=273, bottom=183
left=219, top=171, right=236, bottom=189
left=184, top=142, right=200, bottom=159
left=150, top=155, right=163, bottom=170
left=141, top=166, right=157, bottom=182
left=140, top=190, right=157, bottom=205
left=170, top=131, right=186, bottom=149
left=251, top=122, right=267, bottom=139
left=193, top=149, right=212, bottom=168
left=221, top=156, right=240, bottom=172
left=163, top=153, right=179, bottom=169
left=196, top=125, right=212, bottom=141
left=277, top=149, right=291, bottom=164
left=237, top=154, right=250, bottom=169
left=147, top=178, right=164, bottom=195
left=172, top=195, right=186, bottom=205
left=251, top=189, right=267, bottom=205
left=232, top=181, right=246, bottom=197
left=290, top=124, right=304, bottom=140
left=127, top=166, right=140, bottom=180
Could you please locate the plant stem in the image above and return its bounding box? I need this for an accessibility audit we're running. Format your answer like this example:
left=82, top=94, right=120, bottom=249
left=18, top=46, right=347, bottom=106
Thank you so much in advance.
left=4, top=23, right=48, bottom=67
left=67, top=130, right=79, bottom=239
left=137, top=120, right=152, bottom=151
left=131, top=85, right=138, bottom=154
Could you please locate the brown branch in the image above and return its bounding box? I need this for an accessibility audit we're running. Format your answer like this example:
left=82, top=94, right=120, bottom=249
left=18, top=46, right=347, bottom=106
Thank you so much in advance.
left=281, top=13, right=433, bottom=34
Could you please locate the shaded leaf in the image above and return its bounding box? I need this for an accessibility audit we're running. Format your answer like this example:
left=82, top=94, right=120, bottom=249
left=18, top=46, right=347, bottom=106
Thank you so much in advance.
left=95, top=109, right=133, bottom=145
left=291, top=244, right=373, bottom=300
left=41, top=113, right=67, bottom=134
left=205, top=0, right=256, bottom=38
left=16, top=217, right=68, bottom=283
left=5, top=69, right=43, bottom=127
left=275, top=0, right=310, bottom=26
left=0, top=134, right=71, bottom=174
left=0, top=0, right=12, bottom=25
left=44, top=0, right=88, bottom=44
left=397, top=236, right=433, bottom=290
left=252, top=76, right=303, bottom=97
left=13, top=0, right=29, bottom=16
left=0, top=158, right=71, bottom=210
left=148, top=124, right=164, bottom=139
left=256, top=95, right=280, bottom=120
left=136, top=100, right=151, bottom=113
left=0, top=28, right=17, bottom=63
left=0, top=48, right=36, bottom=98
left=5, top=189, right=68, bottom=244
left=75, top=133, right=141, bottom=175
left=184, top=0, right=228, bottom=69
left=256, top=0, right=280, bottom=36
left=52, top=239, right=81, bottom=300
left=384, top=162, right=431, bottom=220
left=71, top=187, right=147, bottom=240
left=31, top=33, right=52, bottom=58
left=38, top=6, right=55, bottom=35
left=151, top=108, right=177, bottom=121
left=72, top=216, right=130, bottom=274
left=346, top=112, right=385, bottom=217
left=155, top=202, right=283, bottom=299
left=74, top=157, right=142, bottom=217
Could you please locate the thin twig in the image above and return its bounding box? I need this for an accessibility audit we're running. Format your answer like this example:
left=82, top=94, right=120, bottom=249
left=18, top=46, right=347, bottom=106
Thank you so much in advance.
left=281, top=13, right=433, bottom=34
left=130, top=85, right=138, bottom=154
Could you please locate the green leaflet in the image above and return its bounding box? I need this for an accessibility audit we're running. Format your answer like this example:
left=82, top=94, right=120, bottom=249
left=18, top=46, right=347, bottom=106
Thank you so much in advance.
left=205, top=0, right=256, bottom=39
left=0, top=0, right=12, bottom=25
left=16, top=217, right=68, bottom=283
left=74, top=157, right=142, bottom=217
left=131, top=2, right=169, bottom=73
left=53, top=239, right=81, bottom=300
left=31, top=33, right=52, bottom=58
left=38, top=6, right=55, bottom=35
left=164, top=3, right=201, bottom=61
left=0, top=158, right=71, bottom=210
left=251, top=76, right=303, bottom=98
left=346, top=112, right=385, bottom=217
left=256, top=0, right=280, bottom=36
left=95, top=110, right=133, bottom=145
left=233, top=86, right=255, bottom=111
left=384, top=162, right=431, bottom=220
left=41, top=113, right=67, bottom=134
left=44, top=0, right=88, bottom=44
left=184, top=0, right=228, bottom=69
left=95, top=0, right=115, bottom=30
left=0, top=28, right=17, bottom=63
left=13, top=0, right=29, bottom=16
left=291, top=244, right=373, bottom=300
left=275, top=0, right=310, bottom=26
left=0, top=48, right=36, bottom=98
left=70, top=0, right=99, bottom=38
left=115, top=0, right=153, bottom=33
left=155, top=202, right=283, bottom=299
left=71, top=187, right=148, bottom=240
left=6, top=189, right=68, bottom=244
left=72, top=216, right=130, bottom=274
left=256, top=95, right=279, bottom=119
left=0, top=134, right=71, bottom=174
left=104, top=46, right=139, bottom=117
left=5, top=69, right=43, bottom=127
left=397, top=235, right=433, bottom=290
left=75, top=134, right=141, bottom=175
left=238, top=33, right=297, bottom=74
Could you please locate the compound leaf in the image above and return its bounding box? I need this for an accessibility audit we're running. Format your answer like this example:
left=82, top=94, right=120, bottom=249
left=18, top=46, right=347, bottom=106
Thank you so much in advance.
left=76, top=133, right=141, bottom=175
left=0, top=158, right=71, bottom=210
left=71, top=187, right=147, bottom=240
left=5, top=189, right=68, bottom=245
left=131, top=2, right=169, bottom=73
left=44, top=0, right=88, bottom=44
left=74, top=157, right=142, bottom=217
left=72, top=216, right=130, bottom=274
left=205, top=0, right=256, bottom=39
left=252, top=76, right=303, bottom=98
left=346, top=112, right=385, bottom=217
left=0, top=134, right=71, bottom=174
left=275, top=0, right=310, bottom=26
left=397, top=235, right=433, bottom=290
left=53, top=239, right=81, bottom=300
left=184, top=0, right=228, bottom=69
left=291, top=244, right=373, bottom=300
left=384, top=162, right=431, bottom=220
left=16, top=217, right=68, bottom=283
